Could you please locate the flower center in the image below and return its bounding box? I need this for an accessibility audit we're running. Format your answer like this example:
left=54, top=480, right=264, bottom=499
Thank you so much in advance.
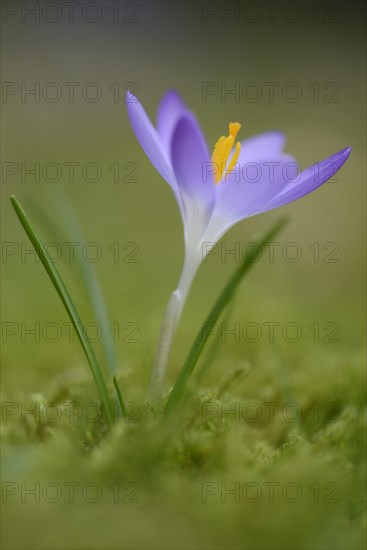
left=211, top=122, right=241, bottom=184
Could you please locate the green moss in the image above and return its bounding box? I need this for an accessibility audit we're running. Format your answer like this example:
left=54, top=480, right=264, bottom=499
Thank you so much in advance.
left=1, top=351, right=366, bottom=550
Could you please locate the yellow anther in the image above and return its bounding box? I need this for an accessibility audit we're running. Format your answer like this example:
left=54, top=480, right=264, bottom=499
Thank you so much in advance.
left=229, top=122, right=241, bottom=139
left=212, top=135, right=226, bottom=161
left=226, top=141, right=241, bottom=174
left=212, top=122, right=242, bottom=183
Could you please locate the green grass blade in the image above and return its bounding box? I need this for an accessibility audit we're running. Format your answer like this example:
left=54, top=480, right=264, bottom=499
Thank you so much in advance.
left=113, top=375, right=127, bottom=418
left=45, top=187, right=119, bottom=377
left=24, top=190, right=125, bottom=411
left=164, top=216, right=290, bottom=415
left=10, top=195, right=114, bottom=427
left=194, top=298, right=235, bottom=383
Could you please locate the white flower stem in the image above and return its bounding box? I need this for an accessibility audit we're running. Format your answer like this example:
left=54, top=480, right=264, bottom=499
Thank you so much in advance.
left=149, top=289, right=181, bottom=402
left=149, top=250, right=200, bottom=402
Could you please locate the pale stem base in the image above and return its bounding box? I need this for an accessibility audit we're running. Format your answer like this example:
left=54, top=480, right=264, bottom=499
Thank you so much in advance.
left=148, top=250, right=200, bottom=402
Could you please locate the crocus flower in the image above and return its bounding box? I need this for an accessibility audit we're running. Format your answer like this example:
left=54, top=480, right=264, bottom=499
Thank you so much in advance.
left=126, top=90, right=350, bottom=399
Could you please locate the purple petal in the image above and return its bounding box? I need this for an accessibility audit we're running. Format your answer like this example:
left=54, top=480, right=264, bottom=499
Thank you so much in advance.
left=268, top=147, right=351, bottom=210
left=126, top=91, right=182, bottom=205
left=214, top=158, right=298, bottom=220
left=156, top=90, right=188, bottom=154
left=238, top=131, right=287, bottom=163
left=171, top=113, right=215, bottom=211
left=204, top=147, right=351, bottom=246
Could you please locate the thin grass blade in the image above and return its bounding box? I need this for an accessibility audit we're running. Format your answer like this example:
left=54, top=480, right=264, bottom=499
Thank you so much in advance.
left=113, top=375, right=127, bottom=418
left=164, top=216, right=290, bottom=415
left=194, top=298, right=235, bottom=383
left=10, top=195, right=114, bottom=426
left=25, top=189, right=125, bottom=410
left=45, top=187, right=119, bottom=377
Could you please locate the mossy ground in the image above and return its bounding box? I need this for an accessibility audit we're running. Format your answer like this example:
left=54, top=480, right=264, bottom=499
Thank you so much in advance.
left=2, top=347, right=365, bottom=550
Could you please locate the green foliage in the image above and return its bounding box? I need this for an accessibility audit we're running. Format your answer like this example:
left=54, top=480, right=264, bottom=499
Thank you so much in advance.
left=10, top=195, right=115, bottom=426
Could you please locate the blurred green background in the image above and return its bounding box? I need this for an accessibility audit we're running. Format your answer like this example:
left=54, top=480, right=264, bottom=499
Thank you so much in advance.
left=1, top=1, right=366, bottom=549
